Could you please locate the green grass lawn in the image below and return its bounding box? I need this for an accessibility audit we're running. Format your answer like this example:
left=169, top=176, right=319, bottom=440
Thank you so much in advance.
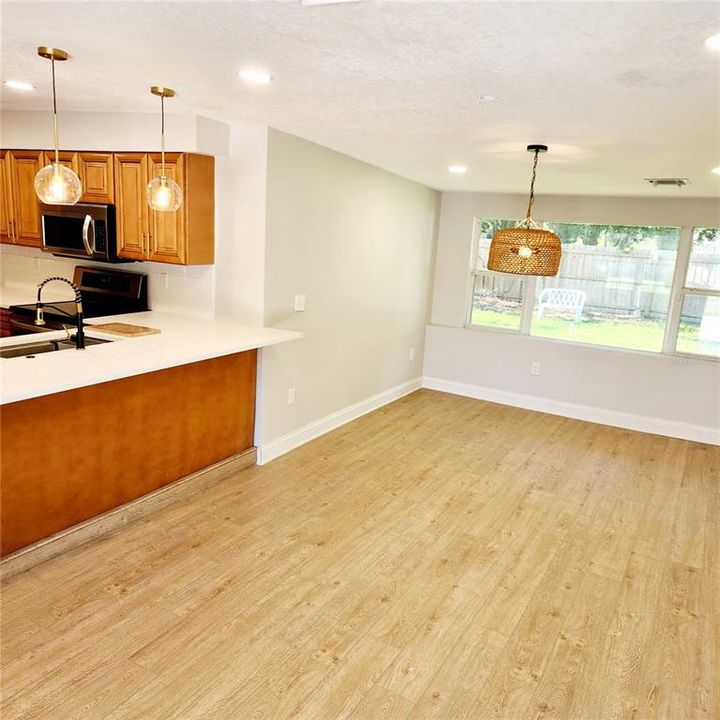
left=470, top=310, right=716, bottom=356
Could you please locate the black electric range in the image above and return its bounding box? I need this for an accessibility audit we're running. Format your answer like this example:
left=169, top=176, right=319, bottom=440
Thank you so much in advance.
left=8, top=266, right=148, bottom=334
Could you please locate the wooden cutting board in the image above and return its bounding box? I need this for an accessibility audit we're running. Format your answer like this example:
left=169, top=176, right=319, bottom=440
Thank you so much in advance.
left=89, top=322, right=161, bottom=337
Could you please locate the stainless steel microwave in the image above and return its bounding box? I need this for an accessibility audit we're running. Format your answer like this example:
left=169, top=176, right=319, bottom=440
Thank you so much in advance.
left=41, top=203, right=129, bottom=263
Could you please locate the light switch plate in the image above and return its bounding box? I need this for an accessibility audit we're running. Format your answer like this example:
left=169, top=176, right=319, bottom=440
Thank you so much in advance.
left=294, top=294, right=306, bottom=312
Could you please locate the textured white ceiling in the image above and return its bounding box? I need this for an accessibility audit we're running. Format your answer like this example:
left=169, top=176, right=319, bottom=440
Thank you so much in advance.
left=2, top=0, right=719, bottom=197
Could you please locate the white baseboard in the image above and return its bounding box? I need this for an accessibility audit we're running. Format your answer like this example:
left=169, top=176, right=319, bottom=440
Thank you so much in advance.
left=423, top=376, right=720, bottom=446
left=257, top=377, right=423, bottom=465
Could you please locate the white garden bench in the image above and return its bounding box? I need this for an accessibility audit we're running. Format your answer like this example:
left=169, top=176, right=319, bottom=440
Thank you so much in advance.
left=537, top=288, right=587, bottom=323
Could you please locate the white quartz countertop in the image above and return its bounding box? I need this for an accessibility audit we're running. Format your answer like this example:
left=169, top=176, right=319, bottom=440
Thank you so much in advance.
left=0, top=310, right=302, bottom=405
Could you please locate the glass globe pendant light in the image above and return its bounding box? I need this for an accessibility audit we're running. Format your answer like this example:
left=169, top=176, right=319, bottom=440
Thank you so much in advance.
left=34, top=47, right=82, bottom=205
left=147, top=86, right=182, bottom=212
left=487, top=144, right=561, bottom=276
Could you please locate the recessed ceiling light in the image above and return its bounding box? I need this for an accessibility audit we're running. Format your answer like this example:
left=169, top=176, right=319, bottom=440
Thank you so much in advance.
left=712, top=167, right=720, bottom=176
left=448, top=165, right=468, bottom=174
left=4, top=80, right=34, bottom=91
left=705, top=33, right=720, bottom=50
left=478, top=95, right=498, bottom=103
left=238, top=69, right=273, bottom=84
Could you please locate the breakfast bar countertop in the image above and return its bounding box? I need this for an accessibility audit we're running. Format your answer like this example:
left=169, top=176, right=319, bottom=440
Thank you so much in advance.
left=0, top=310, right=302, bottom=405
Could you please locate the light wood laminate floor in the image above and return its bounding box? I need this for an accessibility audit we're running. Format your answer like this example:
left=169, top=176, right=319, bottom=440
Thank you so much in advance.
left=1, top=389, right=718, bottom=719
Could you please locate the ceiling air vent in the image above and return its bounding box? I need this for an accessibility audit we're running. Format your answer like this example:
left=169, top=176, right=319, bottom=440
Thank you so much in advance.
left=301, top=0, right=361, bottom=5
left=645, top=178, right=690, bottom=188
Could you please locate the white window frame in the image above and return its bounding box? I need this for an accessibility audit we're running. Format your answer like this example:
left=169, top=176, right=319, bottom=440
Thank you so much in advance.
left=466, top=217, right=719, bottom=362
left=466, top=216, right=538, bottom=334
left=663, top=226, right=720, bottom=360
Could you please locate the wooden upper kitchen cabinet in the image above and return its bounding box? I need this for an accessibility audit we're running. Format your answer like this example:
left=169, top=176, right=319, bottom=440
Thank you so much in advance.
left=114, top=153, right=149, bottom=261
left=78, top=152, right=114, bottom=203
left=42, top=150, right=114, bottom=204
left=43, top=150, right=115, bottom=204
left=1, top=150, right=43, bottom=247
left=0, top=148, right=214, bottom=264
left=147, top=153, right=185, bottom=264
left=40, top=150, right=79, bottom=175
left=115, top=152, right=214, bottom=265
left=0, top=152, right=9, bottom=240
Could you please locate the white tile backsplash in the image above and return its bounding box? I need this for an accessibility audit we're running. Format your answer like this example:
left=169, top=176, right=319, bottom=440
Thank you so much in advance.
left=1, top=244, right=215, bottom=318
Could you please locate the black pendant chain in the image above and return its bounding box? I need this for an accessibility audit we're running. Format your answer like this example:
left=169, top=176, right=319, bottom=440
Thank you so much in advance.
left=525, top=149, right=540, bottom=220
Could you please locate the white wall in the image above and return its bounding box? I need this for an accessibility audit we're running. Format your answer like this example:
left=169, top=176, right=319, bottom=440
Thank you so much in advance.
left=0, top=110, right=266, bottom=322
left=0, top=110, right=200, bottom=152
left=426, top=192, right=720, bottom=442
left=213, top=124, right=267, bottom=325
left=258, top=129, right=439, bottom=452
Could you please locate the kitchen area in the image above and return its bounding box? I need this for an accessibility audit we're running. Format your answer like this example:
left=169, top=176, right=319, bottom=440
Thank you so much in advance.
left=0, top=64, right=300, bottom=572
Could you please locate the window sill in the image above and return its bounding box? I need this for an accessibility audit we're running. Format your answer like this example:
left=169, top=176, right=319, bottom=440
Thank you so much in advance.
left=461, top=322, right=720, bottom=364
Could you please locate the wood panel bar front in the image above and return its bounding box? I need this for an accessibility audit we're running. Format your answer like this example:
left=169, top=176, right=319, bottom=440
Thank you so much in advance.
left=0, top=351, right=257, bottom=555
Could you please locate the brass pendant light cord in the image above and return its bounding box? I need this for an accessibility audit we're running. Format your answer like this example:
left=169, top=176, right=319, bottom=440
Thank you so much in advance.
left=525, top=149, right=540, bottom=220
left=160, top=94, right=166, bottom=177
left=51, top=56, right=59, bottom=164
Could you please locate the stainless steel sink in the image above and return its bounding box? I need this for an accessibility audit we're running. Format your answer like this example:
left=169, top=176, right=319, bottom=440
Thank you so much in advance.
left=0, top=336, right=111, bottom=359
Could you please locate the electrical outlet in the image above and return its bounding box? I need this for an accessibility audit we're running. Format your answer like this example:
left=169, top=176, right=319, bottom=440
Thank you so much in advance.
left=531, top=362, right=541, bottom=376
left=162, top=272, right=169, bottom=291
left=409, top=347, right=416, bottom=361
left=294, top=294, right=306, bottom=312
left=287, top=387, right=296, bottom=405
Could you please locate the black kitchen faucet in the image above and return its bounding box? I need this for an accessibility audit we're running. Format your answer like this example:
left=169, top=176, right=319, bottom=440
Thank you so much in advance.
left=34, top=276, right=86, bottom=350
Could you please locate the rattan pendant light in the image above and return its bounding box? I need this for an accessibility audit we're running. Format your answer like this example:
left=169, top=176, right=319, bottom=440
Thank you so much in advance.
left=487, top=144, right=561, bottom=276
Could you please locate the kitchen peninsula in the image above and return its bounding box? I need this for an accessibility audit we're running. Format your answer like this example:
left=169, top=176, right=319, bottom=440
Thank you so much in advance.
left=0, top=308, right=301, bottom=559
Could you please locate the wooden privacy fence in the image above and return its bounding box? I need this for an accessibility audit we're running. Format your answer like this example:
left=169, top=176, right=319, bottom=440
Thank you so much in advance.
left=476, top=242, right=720, bottom=322
left=541, top=245, right=676, bottom=319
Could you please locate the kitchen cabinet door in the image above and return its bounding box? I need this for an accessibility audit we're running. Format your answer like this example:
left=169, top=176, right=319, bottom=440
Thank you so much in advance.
left=6, top=150, right=43, bottom=247
left=78, top=152, right=114, bottom=203
left=147, top=153, right=185, bottom=264
left=182, top=153, right=214, bottom=265
left=40, top=150, right=80, bottom=176
left=114, top=153, right=149, bottom=260
left=40, top=150, right=80, bottom=211
left=0, top=152, right=11, bottom=243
